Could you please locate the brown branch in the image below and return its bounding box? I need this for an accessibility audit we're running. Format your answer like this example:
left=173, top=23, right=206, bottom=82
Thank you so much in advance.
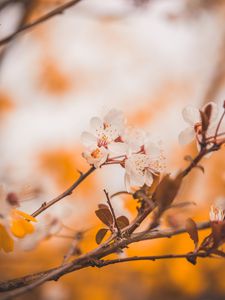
left=0, top=0, right=36, bottom=66
left=0, top=0, right=83, bottom=47
left=32, top=166, right=95, bottom=217
left=95, top=252, right=210, bottom=267
left=0, top=220, right=211, bottom=298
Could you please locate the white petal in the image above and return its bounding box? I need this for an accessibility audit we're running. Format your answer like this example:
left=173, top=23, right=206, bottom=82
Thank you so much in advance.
left=145, top=142, right=160, bottom=157
left=104, top=109, right=124, bottom=126
left=130, top=172, right=145, bottom=187
left=145, top=171, right=154, bottom=187
left=81, top=131, right=97, bottom=147
left=108, top=142, right=127, bottom=156
left=182, top=106, right=200, bottom=125
left=178, top=127, right=195, bottom=145
left=124, top=173, right=132, bottom=193
left=124, top=159, right=133, bottom=174
left=90, top=117, right=102, bottom=130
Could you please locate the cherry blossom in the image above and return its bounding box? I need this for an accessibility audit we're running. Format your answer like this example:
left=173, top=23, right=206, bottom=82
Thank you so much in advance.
left=124, top=141, right=165, bottom=192
left=179, top=102, right=218, bottom=146
left=0, top=185, right=36, bottom=252
left=81, top=109, right=126, bottom=167
left=82, top=146, right=109, bottom=168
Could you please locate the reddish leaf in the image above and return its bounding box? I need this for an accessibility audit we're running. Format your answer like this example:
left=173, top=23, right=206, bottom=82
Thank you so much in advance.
left=95, top=228, right=109, bottom=244
left=154, top=173, right=183, bottom=210
left=95, top=208, right=113, bottom=227
left=185, top=218, right=199, bottom=249
left=204, top=103, right=212, bottom=121
left=116, top=216, right=129, bottom=229
left=200, top=110, right=209, bottom=132
left=98, top=203, right=109, bottom=210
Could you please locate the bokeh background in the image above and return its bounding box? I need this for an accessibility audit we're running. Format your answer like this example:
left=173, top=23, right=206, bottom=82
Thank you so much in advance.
left=0, top=0, right=225, bottom=299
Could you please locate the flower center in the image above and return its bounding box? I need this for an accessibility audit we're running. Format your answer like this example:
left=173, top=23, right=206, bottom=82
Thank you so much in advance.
left=91, top=148, right=101, bottom=159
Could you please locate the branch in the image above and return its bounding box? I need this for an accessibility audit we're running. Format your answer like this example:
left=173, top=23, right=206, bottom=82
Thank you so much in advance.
left=95, top=252, right=210, bottom=268
left=0, top=220, right=211, bottom=298
left=0, top=0, right=83, bottom=47
left=32, top=166, right=95, bottom=217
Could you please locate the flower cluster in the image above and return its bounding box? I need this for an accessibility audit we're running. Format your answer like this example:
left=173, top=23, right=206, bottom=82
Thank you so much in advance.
left=81, top=109, right=165, bottom=192
left=0, top=185, right=36, bottom=253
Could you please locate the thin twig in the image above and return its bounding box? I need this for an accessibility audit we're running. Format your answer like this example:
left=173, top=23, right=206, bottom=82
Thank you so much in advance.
left=103, top=189, right=122, bottom=237
left=0, top=0, right=83, bottom=47
left=214, top=109, right=225, bottom=141
left=110, top=190, right=132, bottom=198
left=95, top=252, right=210, bottom=267
left=32, top=166, right=95, bottom=217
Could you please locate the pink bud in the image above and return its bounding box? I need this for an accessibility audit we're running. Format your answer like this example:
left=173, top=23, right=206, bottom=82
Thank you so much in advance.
left=6, top=192, right=19, bottom=206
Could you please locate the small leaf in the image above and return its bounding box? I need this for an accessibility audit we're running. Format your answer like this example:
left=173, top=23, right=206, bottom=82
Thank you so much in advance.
left=98, top=203, right=109, bottom=210
left=154, top=173, right=183, bottom=211
left=185, top=218, right=199, bottom=250
left=95, top=208, right=113, bottom=227
left=204, top=103, right=212, bottom=121
left=116, top=216, right=130, bottom=229
left=95, top=228, right=109, bottom=244
left=200, top=110, right=209, bottom=132
left=184, top=155, right=193, bottom=162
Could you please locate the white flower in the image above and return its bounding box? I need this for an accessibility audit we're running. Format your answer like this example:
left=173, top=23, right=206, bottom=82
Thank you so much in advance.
left=81, top=109, right=126, bottom=167
left=209, top=198, right=225, bottom=222
left=82, top=146, right=108, bottom=168
left=123, top=127, right=146, bottom=154
left=81, top=109, right=125, bottom=148
left=179, top=102, right=218, bottom=145
left=124, top=142, right=165, bottom=192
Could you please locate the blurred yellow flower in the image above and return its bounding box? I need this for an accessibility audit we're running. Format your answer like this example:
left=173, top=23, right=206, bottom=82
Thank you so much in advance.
left=0, top=186, right=37, bottom=253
